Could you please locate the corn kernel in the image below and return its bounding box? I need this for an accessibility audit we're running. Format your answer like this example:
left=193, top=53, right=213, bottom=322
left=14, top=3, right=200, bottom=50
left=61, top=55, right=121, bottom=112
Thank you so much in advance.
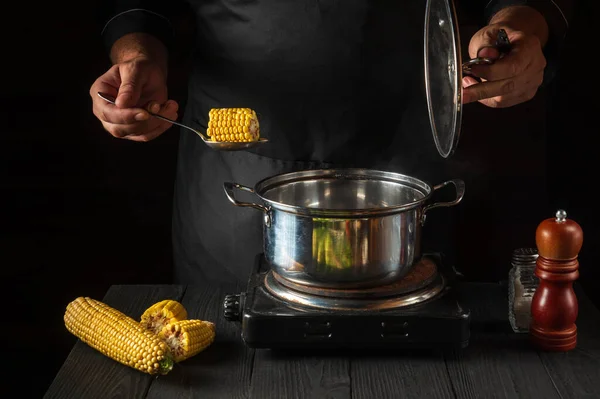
left=64, top=297, right=174, bottom=375
left=206, top=107, right=260, bottom=142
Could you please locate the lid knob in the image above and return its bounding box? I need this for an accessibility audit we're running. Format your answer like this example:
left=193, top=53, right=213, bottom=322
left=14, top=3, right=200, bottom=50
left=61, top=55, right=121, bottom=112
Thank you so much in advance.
left=536, top=209, right=583, bottom=261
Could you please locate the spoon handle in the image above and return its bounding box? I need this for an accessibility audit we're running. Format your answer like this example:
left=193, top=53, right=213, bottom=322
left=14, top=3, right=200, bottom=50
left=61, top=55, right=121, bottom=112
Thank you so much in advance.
left=151, top=113, right=203, bottom=137
left=96, top=92, right=209, bottom=141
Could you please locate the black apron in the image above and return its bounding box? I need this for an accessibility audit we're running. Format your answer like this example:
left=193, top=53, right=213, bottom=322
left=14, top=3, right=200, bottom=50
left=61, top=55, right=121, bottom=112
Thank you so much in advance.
left=171, top=0, right=549, bottom=285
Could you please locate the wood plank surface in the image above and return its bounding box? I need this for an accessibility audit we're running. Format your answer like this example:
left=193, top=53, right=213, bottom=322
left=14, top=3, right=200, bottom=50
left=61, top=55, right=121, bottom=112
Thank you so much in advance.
left=446, top=332, right=563, bottom=399
left=350, top=349, right=455, bottom=399
left=536, top=284, right=600, bottom=399
left=44, top=282, right=600, bottom=399
left=445, top=283, right=562, bottom=399
left=146, top=283, right=255, bottom=399
left=249, top=350, right=351, bottom=399
left=44, top=285, right=186, bottom=399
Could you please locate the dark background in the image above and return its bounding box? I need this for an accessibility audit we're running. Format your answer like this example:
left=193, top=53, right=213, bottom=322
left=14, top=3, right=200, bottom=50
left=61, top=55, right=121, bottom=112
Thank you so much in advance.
left=2, top=1, right=597, bottom=397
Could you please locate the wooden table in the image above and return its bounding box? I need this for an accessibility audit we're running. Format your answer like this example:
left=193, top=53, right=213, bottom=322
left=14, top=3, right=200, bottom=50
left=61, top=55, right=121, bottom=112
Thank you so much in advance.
left=44, top=282, right=600, bottom=399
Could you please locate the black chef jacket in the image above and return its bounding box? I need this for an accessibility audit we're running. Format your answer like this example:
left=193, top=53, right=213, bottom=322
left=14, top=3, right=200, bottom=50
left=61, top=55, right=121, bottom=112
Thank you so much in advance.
left=101, top=0, right=573, bottom=284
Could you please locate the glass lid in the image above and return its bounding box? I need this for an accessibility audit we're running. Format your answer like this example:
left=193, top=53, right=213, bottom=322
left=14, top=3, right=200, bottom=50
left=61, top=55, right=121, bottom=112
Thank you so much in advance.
left=424, top=0, right=463, bottom=158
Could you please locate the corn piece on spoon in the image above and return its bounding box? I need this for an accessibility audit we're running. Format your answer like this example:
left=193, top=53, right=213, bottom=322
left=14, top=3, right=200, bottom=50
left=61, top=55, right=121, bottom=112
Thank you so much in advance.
left=97, top=92, right=268, bottom=151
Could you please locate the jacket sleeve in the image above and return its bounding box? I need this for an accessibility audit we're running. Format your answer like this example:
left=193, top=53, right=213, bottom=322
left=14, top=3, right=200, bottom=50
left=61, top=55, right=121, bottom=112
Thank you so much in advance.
left=484, top=1, right=573, bottom=46
left=458, top=0, right=576, bottom=84
left=100, top=1, right=179, bottom=54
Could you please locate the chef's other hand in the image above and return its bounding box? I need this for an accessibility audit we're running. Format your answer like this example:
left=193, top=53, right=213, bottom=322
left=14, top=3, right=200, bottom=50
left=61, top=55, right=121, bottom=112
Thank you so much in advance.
left=462, top=7, right=548, bottom=108
left=90, top=56, right=178, bottom=142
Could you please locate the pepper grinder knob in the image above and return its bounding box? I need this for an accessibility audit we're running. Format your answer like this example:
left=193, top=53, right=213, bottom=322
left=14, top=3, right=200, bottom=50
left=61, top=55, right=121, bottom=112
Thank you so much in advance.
left=530, top=209, right=583, bottom=351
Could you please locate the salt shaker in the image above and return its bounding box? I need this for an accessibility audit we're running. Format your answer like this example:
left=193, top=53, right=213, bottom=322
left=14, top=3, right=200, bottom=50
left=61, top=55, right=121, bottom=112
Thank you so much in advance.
left=530, top=209, right=583, bottom=351
left=508, top=248, right=539, bottom=333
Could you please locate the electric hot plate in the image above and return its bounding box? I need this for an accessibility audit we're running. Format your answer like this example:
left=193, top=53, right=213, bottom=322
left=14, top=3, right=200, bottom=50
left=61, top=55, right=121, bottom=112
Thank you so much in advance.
left=223, top=253, right=471, bottom=349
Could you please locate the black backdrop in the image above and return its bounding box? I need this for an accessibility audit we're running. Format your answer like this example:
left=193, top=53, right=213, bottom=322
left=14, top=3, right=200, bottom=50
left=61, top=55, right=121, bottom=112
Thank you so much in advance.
left=2, top=1, right=597, bottom=397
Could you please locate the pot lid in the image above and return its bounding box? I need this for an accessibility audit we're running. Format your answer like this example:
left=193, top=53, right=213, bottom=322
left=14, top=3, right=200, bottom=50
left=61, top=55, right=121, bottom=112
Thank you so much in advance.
left=424, top=0, right=463, bottom=158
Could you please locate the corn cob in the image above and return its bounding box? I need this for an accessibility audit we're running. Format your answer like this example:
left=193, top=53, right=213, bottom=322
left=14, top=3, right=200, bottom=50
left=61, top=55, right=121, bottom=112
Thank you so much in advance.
left=64, top=297, right=174, bottom=375
left=159, top=319, right=216, bottom=363
left=206, top=108, right=260, bottom=142
left=140, top=299, right=188, bottom=335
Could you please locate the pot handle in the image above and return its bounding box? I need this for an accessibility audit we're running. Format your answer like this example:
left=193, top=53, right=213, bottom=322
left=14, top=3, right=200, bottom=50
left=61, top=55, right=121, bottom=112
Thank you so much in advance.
left=223, top=182, right=270, bottom=213
left=422, top=179, right=465, bottom=217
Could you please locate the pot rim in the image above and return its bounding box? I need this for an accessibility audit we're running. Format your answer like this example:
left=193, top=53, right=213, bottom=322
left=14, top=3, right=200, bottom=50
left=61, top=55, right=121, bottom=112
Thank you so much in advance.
left=252, top=168, right=434, bottom=217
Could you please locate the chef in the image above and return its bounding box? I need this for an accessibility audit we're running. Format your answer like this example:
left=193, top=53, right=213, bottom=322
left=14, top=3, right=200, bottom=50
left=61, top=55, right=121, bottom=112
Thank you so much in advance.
left=90, top=0, right=573, bottom=284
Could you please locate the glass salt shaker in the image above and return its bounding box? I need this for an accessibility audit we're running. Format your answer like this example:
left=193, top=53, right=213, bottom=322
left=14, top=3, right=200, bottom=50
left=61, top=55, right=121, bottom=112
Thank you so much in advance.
left=508, top=248, right=539, bottom=333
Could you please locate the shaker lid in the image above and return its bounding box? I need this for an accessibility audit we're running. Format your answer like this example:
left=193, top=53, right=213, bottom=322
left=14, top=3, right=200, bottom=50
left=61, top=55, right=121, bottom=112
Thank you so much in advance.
left=424, top=0, right=463, bottom=158
left=511, top=248, right=539, bottom=265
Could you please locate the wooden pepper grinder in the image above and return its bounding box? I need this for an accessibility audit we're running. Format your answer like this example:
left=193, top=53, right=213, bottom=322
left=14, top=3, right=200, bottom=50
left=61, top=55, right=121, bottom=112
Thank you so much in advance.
left=530, top=209, right=583, bottom=351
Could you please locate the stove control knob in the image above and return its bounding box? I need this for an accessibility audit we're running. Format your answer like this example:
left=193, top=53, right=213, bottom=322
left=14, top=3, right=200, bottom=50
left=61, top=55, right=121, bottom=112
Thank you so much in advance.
left=224, top=293, right=244, bottom=322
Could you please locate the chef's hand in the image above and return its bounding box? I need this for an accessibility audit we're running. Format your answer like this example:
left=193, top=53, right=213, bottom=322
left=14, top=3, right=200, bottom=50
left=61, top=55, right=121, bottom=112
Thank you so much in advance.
left=462, top=6, right=549, bottom=108
left=89, top=40, right=178, bottom=142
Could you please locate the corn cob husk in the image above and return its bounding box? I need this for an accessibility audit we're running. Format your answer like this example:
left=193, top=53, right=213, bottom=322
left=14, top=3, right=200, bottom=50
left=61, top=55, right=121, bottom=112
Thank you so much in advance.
left=140, top=299, right=188, bottom=335
left=64, top=297, right=174, bottom=375
left=159, top=319, right=216, bottom=363
left=206, top=108, right=260, bottom=142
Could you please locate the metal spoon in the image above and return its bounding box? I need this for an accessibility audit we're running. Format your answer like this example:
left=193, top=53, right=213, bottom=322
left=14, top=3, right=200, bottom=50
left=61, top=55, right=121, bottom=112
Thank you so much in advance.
left=97, top=92, right=269, bottom=151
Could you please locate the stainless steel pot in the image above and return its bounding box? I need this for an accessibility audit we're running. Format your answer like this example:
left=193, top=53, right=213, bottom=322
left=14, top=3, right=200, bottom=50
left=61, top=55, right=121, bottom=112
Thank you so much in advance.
left=224, top=169, right=464, bottom=289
